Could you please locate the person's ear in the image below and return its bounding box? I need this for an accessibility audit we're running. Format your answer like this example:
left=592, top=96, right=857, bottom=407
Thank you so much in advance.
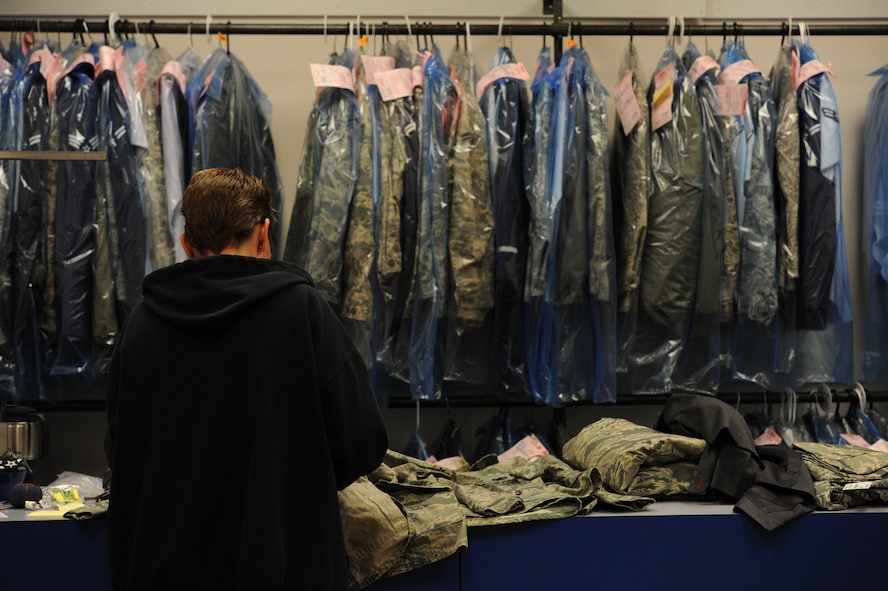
left=180, top=233, right=198, bottom=259
left=257, top=218, right=272, bottom=258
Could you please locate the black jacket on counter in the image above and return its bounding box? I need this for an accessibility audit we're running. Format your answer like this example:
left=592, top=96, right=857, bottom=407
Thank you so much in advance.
left=656, top=392, right=816, bottom=531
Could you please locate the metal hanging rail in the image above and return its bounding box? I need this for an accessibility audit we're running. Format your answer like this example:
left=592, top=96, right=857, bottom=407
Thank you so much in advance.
left=0, top=19, right=887, bottom=38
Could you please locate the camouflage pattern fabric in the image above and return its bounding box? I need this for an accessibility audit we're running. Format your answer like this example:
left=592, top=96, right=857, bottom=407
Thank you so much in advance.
left=455, top=454, right=653, bottom=525
left=415, top=55, right=455, bottom=308
left=370, top=451, right=468, bottom=582
left=376, top=99, right=407, bottom=300
left=613, top=42, right=651, bottom=314
left=448, top=80, right=495, bottom=328
left=793, top=441, right=888, bottom=510
left=141, top=48, right=175, bottom=272
left=306, top=82, right=361, bottom=308
left=342, top=68, right=376, bottom=323
left=584, top=57, right=614, bottom=304
left=562, top=417, right=707, bottom=497
left=811, top=477, right=888, bottom=511
left=339, top=476, right=412, bottom=590
left=342, top=447, right=656, bottom=587
left=772, top=46, right=800, bottom=291
left=721, top=120, right=740, bottom=323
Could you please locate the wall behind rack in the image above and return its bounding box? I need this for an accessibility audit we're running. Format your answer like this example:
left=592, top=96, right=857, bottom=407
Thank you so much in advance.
left=4, top=3, right=888, bottom=479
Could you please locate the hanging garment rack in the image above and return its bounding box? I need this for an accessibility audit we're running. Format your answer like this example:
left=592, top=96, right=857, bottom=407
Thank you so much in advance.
left=0, top=18, right=887, bottom=39
left=3, top=15, right=888, bottom=408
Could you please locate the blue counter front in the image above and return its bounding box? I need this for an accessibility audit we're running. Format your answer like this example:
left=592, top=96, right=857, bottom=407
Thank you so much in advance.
left=2, top=501, right=886, bottom=590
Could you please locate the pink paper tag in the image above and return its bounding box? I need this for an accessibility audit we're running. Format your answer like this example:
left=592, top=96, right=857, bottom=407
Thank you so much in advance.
left=497, top=434, right=550, bottom=463
left=869, top=439, right=888, bottom=453
left=613, top=71, right=642, bottom=135
left=428, top=455, right=468, bottom=470
left=98, top=45, right=116, bottom=75
left=475, top=62, right=531, bottom=100
left=794, top=59, right=831, bottom=90
left=374, top=68, right=415, bottom=101
left=841, top=433, right=872, bottom=448
left=161, top=60, right=187, bottom=94
left=360, top=55, right=396, bottom=86
left=754, top=428, right=783, bottom=446
left=651, top=63, right=675, bottom=131
left=688, top=54, right=719, bottom=85
left=714, top=83, right=748, bottom=116
left=719, top=59, right=762, bottom=86
left=309, top=64, right=355, bottom=92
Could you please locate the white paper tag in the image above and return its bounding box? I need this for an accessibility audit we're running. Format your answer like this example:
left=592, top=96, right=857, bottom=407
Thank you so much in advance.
left=842, top=481, right=874, bottom=491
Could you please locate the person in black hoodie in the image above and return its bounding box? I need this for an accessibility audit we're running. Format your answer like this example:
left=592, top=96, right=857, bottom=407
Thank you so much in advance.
left=104, top=167, right=389, bottom=591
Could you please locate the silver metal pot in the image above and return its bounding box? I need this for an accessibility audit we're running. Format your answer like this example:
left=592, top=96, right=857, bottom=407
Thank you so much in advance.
left=0, top=405, right=49, bottom=460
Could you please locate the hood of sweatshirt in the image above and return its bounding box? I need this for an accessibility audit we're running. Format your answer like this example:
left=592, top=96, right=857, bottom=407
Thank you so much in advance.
left=140, top=255, right=312, bottom=332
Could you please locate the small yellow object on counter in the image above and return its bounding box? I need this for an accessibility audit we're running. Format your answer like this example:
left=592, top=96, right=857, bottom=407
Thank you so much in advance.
left=51, top=487, right=81, bottom=504
left=26, top=502, right=85, bottom=519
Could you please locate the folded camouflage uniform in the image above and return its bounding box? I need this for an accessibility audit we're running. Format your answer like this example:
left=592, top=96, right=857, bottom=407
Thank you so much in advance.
left=562, top=417, right=707, bottom=497
left=793, top=441, right=888, bottom=510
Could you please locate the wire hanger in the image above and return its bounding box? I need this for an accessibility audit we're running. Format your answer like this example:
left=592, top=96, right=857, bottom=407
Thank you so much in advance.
left=148, top=20, right=159, bottom=49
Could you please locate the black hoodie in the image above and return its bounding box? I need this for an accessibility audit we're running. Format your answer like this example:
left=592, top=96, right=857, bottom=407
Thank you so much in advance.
left=105, top=255, right=389, bottom=590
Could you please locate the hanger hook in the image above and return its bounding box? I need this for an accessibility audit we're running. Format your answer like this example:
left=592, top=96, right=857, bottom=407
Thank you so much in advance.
left=149, top=20, right=159, bottom=49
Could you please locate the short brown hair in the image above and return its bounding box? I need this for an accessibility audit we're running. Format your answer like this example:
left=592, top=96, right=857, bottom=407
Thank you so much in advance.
left=182, top=168, right=273, bottom=255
